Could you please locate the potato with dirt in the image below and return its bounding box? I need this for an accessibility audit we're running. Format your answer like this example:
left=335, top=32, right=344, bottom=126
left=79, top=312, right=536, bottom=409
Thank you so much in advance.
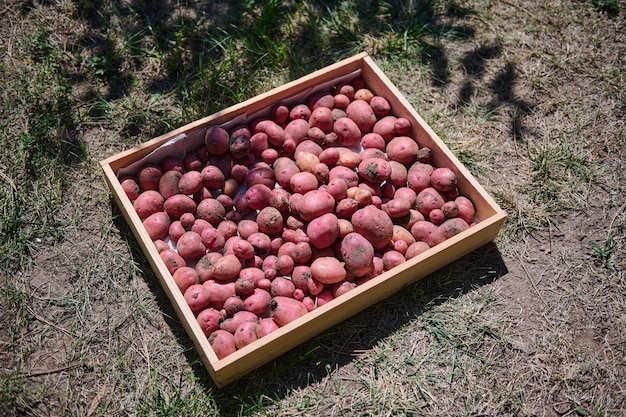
left=340, top=232, right=375, bottom=277
left=351, top=205, right=394, bottom=250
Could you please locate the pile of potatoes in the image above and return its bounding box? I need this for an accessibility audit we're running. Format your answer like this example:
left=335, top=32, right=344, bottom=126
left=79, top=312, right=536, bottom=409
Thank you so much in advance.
left=120, top=77, right=477, bottom=359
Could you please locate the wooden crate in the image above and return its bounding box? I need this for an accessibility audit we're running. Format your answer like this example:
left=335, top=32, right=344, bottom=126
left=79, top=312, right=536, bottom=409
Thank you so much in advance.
left=100, top=52, right=506, bottom=387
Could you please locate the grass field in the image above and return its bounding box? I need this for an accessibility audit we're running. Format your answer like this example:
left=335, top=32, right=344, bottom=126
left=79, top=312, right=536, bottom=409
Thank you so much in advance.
left=1, top=0, right=625, bottom=416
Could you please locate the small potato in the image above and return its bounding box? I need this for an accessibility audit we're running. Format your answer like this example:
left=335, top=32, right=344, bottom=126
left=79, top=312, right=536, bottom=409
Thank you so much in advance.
left=257, top=206, right=284, bottom=236
left=179, top=170, right=204, bottom=195
left=407, top=163, right=434, bottom=193
left=220, top=310, right=259, bottom=334
left=172, top=266, right=200, bottom=294
left=333, top=117, right=361, bottom=147
left=433, top=218, right=470, bottom=245
left=270, top=296, right=309, bottom=326
left=289, top=104, right=312, bottom=120
left=133, top=190, right=164, bottom=219
left=382, top=250, right=406, bottom=271
left=351, top=206, right=394, bottom=250
left=208, top=329, right=237, bottom=359
left=243, top=288, right=272, bottom=315
left=340, top=232, right=375, bottom=277
left=290, top=171, right=319, bottom=194
left=197, top=307, right=224, bottom=336
left=184, top=284, right=210, bottom=313
left=369, top=96, right=391, bottom=117
left=430, top=167, right=457, bottom=193
left=234, top=321, right=263, bottom=349
left=158, top=170, right=182, bottom=199
left=142, top=211, right=170, bottom=241
left=346, top=99, right=377, bottom=133
left=164, top=194, right=197, bottom=219
left=270, top=276, right=296, bottom=298
left=212, top=254, right=242, bottom=282
left=137, top=164, right=163, bottom=191
left=205, top=127, right=230, bottom=155
left=177, top=231, right=206, bottom=260
left=119, top=176, right=141, bottom=201
left=358, top=158, right=391, bottom=184
left=455, top=196, right=476, bottom=224
left=310, top=257, right=346, bottom=285
left=294, top=151, right=320, bottom=173
left=386, top=136, right=419, bottom=167
left=250, top=132, right=270, bottom=158
left=196, top=198, right=226, bottom=226
left=200, top=165, right=226, bottom=190
left=415, top=187, right=445, bottom=217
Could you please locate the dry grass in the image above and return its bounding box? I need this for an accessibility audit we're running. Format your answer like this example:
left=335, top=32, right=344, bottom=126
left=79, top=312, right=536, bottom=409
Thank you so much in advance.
left=1, top=0, right=625, bottom=416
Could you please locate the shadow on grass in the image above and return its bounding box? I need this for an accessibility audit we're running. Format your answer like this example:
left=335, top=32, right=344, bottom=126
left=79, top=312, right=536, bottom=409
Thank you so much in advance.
left=112, top=203, right=507, bottom=413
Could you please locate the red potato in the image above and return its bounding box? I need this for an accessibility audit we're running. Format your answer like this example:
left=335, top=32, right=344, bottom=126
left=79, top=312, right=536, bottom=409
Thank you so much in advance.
left=183, top=152, right=202, bottom=172
left=311, top=162, right=330, bottom=184
left=285, top=118, right=310, bottom=145
left=318, top=147, right=341, bottom=166
left=179, top=212, right=195, bottom=228
left=219, top=310, right=259, bottom=334
left=394, top=117, right=412, bottom=135
left=246, top=232, right=271, bottom=256
left=386, top=136, right=419, bottom=167
left=394, top=187, right=417, bottom=207
left=410, top=220, right=439, bottom=247
left=168, top=220, right=185, bottom=242
left=243, top=288, right=272, bottom=315
left=381, top=198, right=412, bottom=219
left=372, top=115, right=397, bottom=141
left=257, top=278, right=272, bottom=290
left=337, top=148, right=362, bottom=169
left=177, top=231, right=206, bottom=260
left=270, top=296, right=309, bottom=326
left=441, top=201, right=460, bottom=218
left=197, top=307, right=224, bottom=336
left=430, top=167, right=457, bottom=193
left=405, top=241, right=431, bottom=259
left=273, top=156, right=301, bottom=189
left=276, top=254, right=295, bottom=276
left=223, top=296, right=244, bottom=316
left=250, top=132, right=270, bottom=158
left=354, top=88, right=373, bottom=101
left=360, top=147, right=387, bottom=161
left=337, top=218, right=354, bottom=238
left=393, top=239, right=409, bottom=254
left=306, top=275, right=325, bottom=296
left=256, top=207, right=284, bottom=236
left=172, top=266, right=200, bottom=294
left=333, top=280, right=357, bottom=298
left=310, top=257, right=346, bottom=285
left=269, top=188, right=291, bottom=214
left=178, top=170, right=203, bottom=195
left=302, top=296, right=315, bottom=312
left=235, top=219, right=257, bottom=240
left=295, top=139, right=324, bottom=157
left=232, top=238, right=255, bottom=260
left=217, top=220, right=238, bottom=240
left=370, top=96, right=391, bottom=117
left=291, top=265, right=311, bottom=291
left=235, top=272, right=261, bottom=296
left=388, top=161, right=409, bottom=188
left=205, top=127, right=230, bottom=155
left=271, top=104, right=289, bottom=124
left=119, top=176, right=141, bottom=201
left=244, top=184, right=272, bottom=211
left=161, top=156, right=184, bottom=173
left=259, top=317, right=280, bottom=336
left=254, top=119, right=285, bottom=147
left=230, top=164, right=249, bottom=183
left=195, top=146, right=210, bottom=164
left=333, top=93, right=350, bottom=109
left=346, top=99, right=377, bottom=133
left=133, top=190, right=164, bottom=219
left=209, top=329, right=236, bottom=359
left=433, top=217, right=470, bottom=245
left=325, top=178, right=348, bottom=201
left=340, top=232, right=375, bottom=277
left=163, top=193, right=197, bottom=219
left=429, top=208, right=445, bottom=225
left=195, top=253, right=220, bottom=282
left=361, top=132, right=386, bottom=150
left=294, top=151, right=320, bottom=173
left=336, top=82, right=355, bottom=100
left=297, top=189, right=335, bottom=221
left=137, top=164, right=163, bottom=191
left=358, top=157, right=391, bottom=184
left=153, top=239, right=169, bottom=253
left=333, top=117, right=361, bottom=147
left=307, top=213, right=340, bottom=249
left=196, top=198, right=226, bottom=226
left=335, top=198, right=360, bottom=219
left=211, top=254, right=242, bottom=282
left=309, top=106, right=334, bottom=133
left=184, top=284, right=210, bottom=313
left=270, top=276, right=296, bottom=298
left=229, top=133, right=252, bottom=160
left=245, top=165, right=275, bottom=189
left=261, top=148, right=279, bottom=164
left=234, top=321, right=263, bottom=349
left=142, top=211, right=170, bottom=241
left=407, top=162, right=434, bottom=192
left=292, top=241, right=313, bottom=264
left=328, top=165, right=359, bottom=188
left=316, top=289, right=335, bottom=307
left=158, top=170, right=182, bottom=199
left=392, top=224, right=416, bottom=246
left=415, top=187, right=445, bottom=217
left=382, top=250, right=406, bottom=271
left=307, top=126, right=326, bottom=144
left=159, top=249, right=186, bottom=274
left=290, top=171, right=319, bottom=194
left=289, top=103, right=312, bottom=120
left=455, top=196, right=476, bottom=223
left=351, top=205, right=394, bottom=250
